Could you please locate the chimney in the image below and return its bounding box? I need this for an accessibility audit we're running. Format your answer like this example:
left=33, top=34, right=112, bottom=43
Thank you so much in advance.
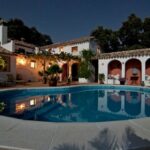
left=0, top=19, right=8, bottom=45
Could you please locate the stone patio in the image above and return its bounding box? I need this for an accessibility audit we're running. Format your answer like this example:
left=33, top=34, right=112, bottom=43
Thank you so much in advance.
left=0, top=116, right=150, bottom=150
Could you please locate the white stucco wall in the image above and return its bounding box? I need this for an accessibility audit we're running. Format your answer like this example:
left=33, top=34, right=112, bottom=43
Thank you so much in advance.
left=98, top=55, right=150, bottom=84
left=50, top=42, right=90, bottom=56
left=1, top=40, right=14, bottom=52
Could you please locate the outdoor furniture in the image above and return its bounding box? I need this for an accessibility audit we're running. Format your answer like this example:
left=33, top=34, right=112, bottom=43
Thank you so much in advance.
left=16, top=73, right=26, bottom=85
left=108, top=74, right=120, bottom=85
left=145, top=75, right=150, bottom=86
left=131, top=75, right=139, bottom=85
left=16, top=80, right=26, bottom=85
left=0, top=74, right=16, bottom=87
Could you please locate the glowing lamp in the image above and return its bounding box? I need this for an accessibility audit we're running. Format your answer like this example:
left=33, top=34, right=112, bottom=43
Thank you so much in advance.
left=17, top=57, right=26, bottom=65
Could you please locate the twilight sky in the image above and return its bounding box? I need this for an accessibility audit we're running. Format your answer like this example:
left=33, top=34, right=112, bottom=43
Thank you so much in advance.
left=0, top=0, right=150, bottom=43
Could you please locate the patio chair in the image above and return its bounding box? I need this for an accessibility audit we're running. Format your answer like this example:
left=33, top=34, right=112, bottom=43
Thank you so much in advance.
left=5, top=74, right=16, bottom=86
left=145, top=75, right=150, bottom=86
left=0, top=74, right=8, bottom=87
left=16, top=73, right=26, bottom=85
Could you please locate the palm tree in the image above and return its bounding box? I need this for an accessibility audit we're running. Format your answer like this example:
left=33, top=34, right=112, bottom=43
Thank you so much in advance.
left=0, top=56, right=5, bottom=70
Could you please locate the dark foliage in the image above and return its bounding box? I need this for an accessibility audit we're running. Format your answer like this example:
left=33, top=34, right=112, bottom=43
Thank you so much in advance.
left=6, top=18, right=52, bottom=46
left=91, top=14, right=150, bottom=52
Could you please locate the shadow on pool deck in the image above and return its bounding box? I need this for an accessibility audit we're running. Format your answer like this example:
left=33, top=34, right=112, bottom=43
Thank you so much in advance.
left=53, top=127, right=150, bottom=150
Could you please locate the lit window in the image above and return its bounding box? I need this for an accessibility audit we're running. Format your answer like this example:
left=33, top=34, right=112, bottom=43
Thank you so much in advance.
left=30, top=61, right=36, bottom=68
left=59, top=47, right=64, bottom=52
left=30, top=99, right=36, bottom=106
left=16, top=103, right=26, bottom=113
left=71, top=46, right=78, bottom=53
left=47, top=96, right=51, bottom=101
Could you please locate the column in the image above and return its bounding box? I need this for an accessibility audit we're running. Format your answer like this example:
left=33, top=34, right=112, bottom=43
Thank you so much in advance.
left=140, top=94, right=145, bottom=117
left=142, top=60, right=146, bottom=82
left=121, top=62, right=125, bottom=78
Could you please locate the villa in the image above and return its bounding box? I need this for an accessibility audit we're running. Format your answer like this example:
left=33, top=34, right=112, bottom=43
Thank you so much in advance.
left=1, top=19, right=150, bottom=86
left=0, top=20, right=99, bottom=83
left=1, top=20, right=150, bottom=150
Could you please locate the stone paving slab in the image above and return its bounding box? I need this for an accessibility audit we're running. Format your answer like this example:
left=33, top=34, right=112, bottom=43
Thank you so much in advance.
left=0, top=116, right=150, bottom=150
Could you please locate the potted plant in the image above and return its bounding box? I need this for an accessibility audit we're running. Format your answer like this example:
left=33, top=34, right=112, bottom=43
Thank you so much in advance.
left=119, top=77, right=126, bottom=85
left=0, top=102, right=5, bottom=112
left=47, top=64, right=62, bottom=86
left=99, top=74, right=105, bottom=84
left=78, top=61, right=91, bottom=83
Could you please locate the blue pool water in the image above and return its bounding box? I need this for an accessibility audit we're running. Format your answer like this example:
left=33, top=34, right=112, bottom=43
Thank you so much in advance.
left=0, top=85, right=150, bottom=122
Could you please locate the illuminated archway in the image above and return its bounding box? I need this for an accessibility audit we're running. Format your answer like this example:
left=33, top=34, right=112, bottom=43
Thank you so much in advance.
left=125, top=59, right=141, bottom=85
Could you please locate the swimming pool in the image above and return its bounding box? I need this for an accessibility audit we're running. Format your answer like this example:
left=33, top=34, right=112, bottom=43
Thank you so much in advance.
left=0, top=85, right=150, bottom=122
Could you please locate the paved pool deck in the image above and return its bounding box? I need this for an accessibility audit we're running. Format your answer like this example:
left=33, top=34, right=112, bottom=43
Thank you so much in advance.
left=0, top=116, right=150, bottom=150
left=0, top=85, right=150, bottom=150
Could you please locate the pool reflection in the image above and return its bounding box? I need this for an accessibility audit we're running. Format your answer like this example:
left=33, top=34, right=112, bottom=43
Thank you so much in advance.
left=0, top=89, right=150, bottom=122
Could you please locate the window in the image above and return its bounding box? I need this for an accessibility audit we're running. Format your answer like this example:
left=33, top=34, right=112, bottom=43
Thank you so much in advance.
left=30, top=60, right=36, bottom=68
left=71, top=46, right=78, bottom=53
left=59, top=47, right=64, bottom=52
left=30, top=99, right=36, bottom=106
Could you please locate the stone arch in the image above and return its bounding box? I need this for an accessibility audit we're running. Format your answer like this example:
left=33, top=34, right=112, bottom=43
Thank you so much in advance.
left=146, top=58, right=150, bottom=76
left=125, top=91, right=141, bottom=116
left=125, top=58, right=142, bottom=85
left=107, top=92, right=121, bottom=112
left=108, top=60, right=122, bottom=77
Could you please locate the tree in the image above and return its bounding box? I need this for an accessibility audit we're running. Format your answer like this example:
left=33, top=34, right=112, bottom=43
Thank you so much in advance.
left=141, top=17, right=150, bottom=47
left=118, top=14, right=143, bottom=50
left=91, top=26, right=120, bottom=53
left=91, top=14, right=150, bottom=52
left=78, top=50, right=94, bottom=79
left=6, top=18, right=53, bottom=46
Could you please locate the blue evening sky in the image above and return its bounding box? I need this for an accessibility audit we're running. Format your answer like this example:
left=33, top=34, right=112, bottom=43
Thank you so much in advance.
left=0, top=0, right=150, bottom=43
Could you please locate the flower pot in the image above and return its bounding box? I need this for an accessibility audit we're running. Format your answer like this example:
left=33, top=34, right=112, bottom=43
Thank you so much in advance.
left=79, top=78, right=89, bottom=83
left=49, top=80, right=57, bottom=86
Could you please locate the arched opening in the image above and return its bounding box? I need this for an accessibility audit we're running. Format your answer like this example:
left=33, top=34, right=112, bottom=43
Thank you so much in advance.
left=145, top=59, right=150, bottom=85
left=125, top=92, right=141, bottom=116
left=71, top=63, right=78, bottom=81
left=62, top=63, right=68, bottom=81
left=145, top=95, right=150, bottom=117
left=146, top=58, right=150, bottom=76
left=108, top=60, right=122, bottom=84
left=125, top=59, right=141, bottom=85
left=107, top=91, right=121, bottom=112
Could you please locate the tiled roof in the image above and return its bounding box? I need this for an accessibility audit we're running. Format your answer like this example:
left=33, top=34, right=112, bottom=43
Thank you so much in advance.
left=98, top=48, right=150, bottom=59
left=40, top=36, right=94, bottom=50
left=14, top=40, right=36, bottom=49
left=0, top=47, right=15, bottom=55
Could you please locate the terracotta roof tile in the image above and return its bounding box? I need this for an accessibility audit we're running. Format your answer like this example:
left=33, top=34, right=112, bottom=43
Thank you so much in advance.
left=98, top=48, right=150, bottom=59
left=40, top=36, right=94, bottom=50
left=14, top=40, right=36, bottom=49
